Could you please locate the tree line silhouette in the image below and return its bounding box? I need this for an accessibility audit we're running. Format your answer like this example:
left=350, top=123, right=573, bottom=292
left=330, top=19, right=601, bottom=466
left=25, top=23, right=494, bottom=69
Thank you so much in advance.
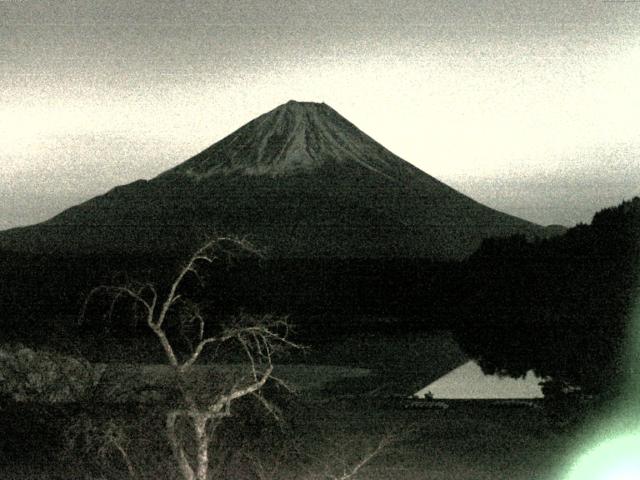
left=453, top=197, right=639, bottom=396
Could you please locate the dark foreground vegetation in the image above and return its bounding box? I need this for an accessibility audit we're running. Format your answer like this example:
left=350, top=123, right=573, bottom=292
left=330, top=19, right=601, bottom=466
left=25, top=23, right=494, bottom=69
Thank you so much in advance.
left=0, top=197, right=638, bottom=478
left=0, top=394, right=579, bottom=479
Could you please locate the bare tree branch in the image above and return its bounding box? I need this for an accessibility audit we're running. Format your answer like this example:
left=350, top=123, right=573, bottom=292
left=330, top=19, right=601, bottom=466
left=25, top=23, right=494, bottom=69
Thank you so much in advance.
left=167, top=411, right=196, bottom=480
left=208, top=364, right=274, bottom=415
left=179, top=337, right=220, bottom=373
left=81, top=235, right=299, bottom=480
left=331, top=435, right=393, bottom=480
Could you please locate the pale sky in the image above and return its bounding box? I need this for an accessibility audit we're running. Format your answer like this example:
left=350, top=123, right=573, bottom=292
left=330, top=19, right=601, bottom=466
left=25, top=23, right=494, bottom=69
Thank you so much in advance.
left=2, top=0, right=640, bottom=229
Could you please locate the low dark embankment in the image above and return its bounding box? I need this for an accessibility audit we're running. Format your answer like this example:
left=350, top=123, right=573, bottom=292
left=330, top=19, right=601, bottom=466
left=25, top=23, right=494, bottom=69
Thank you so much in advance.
left=0, top=250, right=467, bottom=347
left=0, top=249, right=473, bottom=398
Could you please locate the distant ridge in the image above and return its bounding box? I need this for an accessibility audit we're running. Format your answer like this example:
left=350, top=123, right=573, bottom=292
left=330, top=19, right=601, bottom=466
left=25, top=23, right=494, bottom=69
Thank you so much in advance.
left=0, top=100, right=553, bottom=259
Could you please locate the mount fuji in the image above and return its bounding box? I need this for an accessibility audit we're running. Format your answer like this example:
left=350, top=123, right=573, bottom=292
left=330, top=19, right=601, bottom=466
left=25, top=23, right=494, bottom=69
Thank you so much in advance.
left=0, top=101, right=551, bottom=259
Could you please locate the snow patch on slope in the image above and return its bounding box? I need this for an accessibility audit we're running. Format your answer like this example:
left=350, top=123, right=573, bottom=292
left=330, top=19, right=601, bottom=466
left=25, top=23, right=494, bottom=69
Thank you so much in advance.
left=167, top=100, right=419, bottom=183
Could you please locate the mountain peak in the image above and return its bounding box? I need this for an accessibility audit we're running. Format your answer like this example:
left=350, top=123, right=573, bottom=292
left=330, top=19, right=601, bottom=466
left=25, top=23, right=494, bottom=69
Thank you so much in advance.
left=272, top=99, right=333, bottom=124
left=283, top=99, right=325, bottom=107
left=164, top=100, right=412, bottom=179
left=275, top=99, right=331, bottom=119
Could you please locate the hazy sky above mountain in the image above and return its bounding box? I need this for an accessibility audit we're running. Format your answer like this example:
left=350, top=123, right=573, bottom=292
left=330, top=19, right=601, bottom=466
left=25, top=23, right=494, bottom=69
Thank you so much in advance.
left=2, top=0, right=640, bottom=229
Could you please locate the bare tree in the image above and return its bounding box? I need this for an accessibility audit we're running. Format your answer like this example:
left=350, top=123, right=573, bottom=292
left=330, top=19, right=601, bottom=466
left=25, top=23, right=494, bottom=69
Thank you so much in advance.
left=306, top=432, right=397, bottom=480
left=244, top=427, right=400, bottom=480
left=81, top=236, right=300, bottom=480
left=64, top=415, right=139, bottom=480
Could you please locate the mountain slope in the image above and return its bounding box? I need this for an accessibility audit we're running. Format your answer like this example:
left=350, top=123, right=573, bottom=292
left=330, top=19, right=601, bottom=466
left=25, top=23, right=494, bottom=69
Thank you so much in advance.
left=0, top=101, right=549, bottom=259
